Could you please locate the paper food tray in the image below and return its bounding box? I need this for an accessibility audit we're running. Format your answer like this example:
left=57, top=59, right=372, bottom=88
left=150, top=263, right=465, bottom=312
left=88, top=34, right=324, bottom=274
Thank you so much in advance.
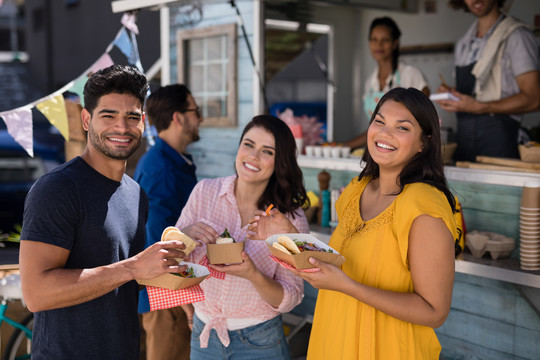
left=137, top=262, right=210, bottom=290
left=265, top=233, right=345, bottom=270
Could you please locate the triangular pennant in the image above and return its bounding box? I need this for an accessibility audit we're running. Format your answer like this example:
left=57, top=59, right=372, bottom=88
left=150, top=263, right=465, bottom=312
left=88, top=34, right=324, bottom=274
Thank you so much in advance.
left=0, top=108, right=34, bottom=157
left=36, top=94, right=70, bottom=141
left=121, top=12, right=139, bottom=35
left=70, top=75, right=88, bottom=107
left=113, top=28, right=135, bottom=63
left=90, top=53, right=114, bottom=73
left=129, top=31, right=144, bottom=72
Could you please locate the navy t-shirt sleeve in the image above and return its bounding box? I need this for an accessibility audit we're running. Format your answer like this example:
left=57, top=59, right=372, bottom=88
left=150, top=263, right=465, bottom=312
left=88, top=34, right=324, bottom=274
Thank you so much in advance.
left=21, top=172, right=79, bottom=250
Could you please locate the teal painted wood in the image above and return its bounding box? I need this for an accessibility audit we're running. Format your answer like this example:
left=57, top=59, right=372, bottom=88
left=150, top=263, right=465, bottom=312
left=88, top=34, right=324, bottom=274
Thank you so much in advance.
left=448, top=181, right=521, bottom=215
left=168, top=1, right=256, bottom=180
left=447, top=277, right=517, bottom=324
left=436, top=273, right=540, bottom=359
left=438, top=333, right=530, bottom=360
left=448, top=181, right=522, bottom=257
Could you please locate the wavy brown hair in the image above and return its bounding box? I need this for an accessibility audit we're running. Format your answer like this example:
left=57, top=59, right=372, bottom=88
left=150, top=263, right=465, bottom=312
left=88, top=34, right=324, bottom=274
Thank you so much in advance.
left=238, top=115, right=309, bottom=218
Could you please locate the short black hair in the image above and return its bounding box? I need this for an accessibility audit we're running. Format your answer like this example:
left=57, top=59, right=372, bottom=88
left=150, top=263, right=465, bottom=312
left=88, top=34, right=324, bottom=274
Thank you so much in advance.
left=83, top=65, right=149, bottom=115
left=145, top=84, right=192, bottom=133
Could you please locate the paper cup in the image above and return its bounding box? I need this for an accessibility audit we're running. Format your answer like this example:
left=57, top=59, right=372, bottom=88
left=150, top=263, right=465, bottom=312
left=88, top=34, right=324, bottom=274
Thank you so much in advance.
left=322, top=147, right=332, bottom=158
left=521, top=234, right=540, bottom=240
left=519, top=210, right=540, bottom=216
left=331, top=147, right=342, bottom=158
left=520, top=206, right=540, bottom=211
left=521, top=249, right=540, bottom=254
left=519, top=229, right=540, bottom=239
left=341, top=146, right=351, bottom=158
left=313, top=146, right=323, bottom=157
left=521, top=180, right=540, bottom=208
left=519, top=215, right=540, bottom=222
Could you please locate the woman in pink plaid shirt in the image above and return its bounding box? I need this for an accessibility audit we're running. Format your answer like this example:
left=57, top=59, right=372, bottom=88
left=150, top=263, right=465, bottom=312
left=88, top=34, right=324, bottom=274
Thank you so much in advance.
left=176, top=115, right=310, bottom=359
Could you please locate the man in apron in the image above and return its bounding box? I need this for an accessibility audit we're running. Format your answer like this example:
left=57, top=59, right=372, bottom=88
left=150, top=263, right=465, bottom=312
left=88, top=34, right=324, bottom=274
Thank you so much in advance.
left=434, top=0, right=540, bottom=162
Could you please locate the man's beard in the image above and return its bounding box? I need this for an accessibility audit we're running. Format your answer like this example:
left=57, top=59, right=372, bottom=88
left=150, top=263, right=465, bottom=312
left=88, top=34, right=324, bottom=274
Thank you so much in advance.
left=88, top=123, right=142, bottom=160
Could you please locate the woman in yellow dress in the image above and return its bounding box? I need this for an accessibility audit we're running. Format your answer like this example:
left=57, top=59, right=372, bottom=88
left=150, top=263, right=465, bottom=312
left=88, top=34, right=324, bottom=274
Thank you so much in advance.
left=295, top=87, right=463, bottom=359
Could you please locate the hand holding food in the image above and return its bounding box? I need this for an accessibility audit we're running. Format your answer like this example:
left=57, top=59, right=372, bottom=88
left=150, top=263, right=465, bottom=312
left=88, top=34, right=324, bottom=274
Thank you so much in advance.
left=161, top=226, right=197, bottom=258
left=180, top=222, right=220, bottom=245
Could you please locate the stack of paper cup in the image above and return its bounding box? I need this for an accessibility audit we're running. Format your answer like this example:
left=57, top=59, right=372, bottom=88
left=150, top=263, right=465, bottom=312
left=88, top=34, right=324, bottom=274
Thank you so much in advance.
left=519, top=180, right=540, bottom=270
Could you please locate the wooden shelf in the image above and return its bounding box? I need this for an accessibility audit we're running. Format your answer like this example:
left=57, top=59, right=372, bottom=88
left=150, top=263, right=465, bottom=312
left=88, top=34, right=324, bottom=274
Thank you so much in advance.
left=298, top=155, right=540, bottom=187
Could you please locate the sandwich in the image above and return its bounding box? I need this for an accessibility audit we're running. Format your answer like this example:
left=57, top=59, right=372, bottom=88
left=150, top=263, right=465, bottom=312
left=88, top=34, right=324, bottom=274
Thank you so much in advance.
left=272, top=235, right=301, bottom=255
left=161, top=226, right=197, bottom=258
left=216, top=228, right=235, bottom=244
left=272, top=235, right=333, bottom=255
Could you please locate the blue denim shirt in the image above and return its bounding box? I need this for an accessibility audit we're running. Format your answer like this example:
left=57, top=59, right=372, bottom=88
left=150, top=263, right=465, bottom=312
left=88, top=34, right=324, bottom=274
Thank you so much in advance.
left=134, top=137, right=197, bottom=313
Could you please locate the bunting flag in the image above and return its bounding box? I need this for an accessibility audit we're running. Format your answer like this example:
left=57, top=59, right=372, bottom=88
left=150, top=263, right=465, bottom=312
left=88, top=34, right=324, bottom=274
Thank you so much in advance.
left=90, top=53, right=115, bottom=73
left=130, top=30, right=144, bottom=72
left=69, top=53, right=115, bottom=108
left=113, top=28, right=137, bottom=65
left=69, top=74, right=88, bottom=107
left=35, top=94, right=70, bottom=141
left=1, top=19, right=145, bottom=157
left=121, top=12, right=139, bottom=35
left=0, top=107, right=34, bottom=157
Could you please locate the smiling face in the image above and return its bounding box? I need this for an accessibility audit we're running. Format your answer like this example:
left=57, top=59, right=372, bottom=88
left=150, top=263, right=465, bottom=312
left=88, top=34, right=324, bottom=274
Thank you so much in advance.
left=235, top=126, right=276, bottom=186
left=82, top=92, right=144, bottom=160
left=369, top=25, right=398, bottom=63
left=367, top=100, right=424, bottom=172
left=464, top=0, right=499, bottom=18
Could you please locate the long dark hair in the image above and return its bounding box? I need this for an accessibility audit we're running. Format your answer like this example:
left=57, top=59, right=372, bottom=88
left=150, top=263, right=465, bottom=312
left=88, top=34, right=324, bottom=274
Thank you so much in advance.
left=370, top=17, right=401, bottom=74
left=238, top=115, right=309, bottom=218
left=360, top=88, right=462, bottom=255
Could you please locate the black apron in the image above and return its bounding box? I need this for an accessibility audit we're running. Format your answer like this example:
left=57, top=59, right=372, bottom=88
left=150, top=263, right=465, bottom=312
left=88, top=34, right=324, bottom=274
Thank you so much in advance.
left=455, top=62, right=520, bottom=162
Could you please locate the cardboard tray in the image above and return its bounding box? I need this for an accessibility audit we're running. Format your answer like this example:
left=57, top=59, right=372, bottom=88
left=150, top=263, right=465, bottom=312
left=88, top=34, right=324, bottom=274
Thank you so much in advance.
left=206, top=242, right=244, bottom=264
left=137, top=262, right=209, bottom=290
left=519, top=145, right=540, bottom=163
left=265, top=233, right=345, bottom=270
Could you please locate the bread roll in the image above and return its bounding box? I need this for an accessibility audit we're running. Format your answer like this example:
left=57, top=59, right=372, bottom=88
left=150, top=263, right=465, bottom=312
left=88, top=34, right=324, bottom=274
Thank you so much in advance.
left=277, top=235, right=301, bottom=254
left=272, top=242, right=292, bottom=254
left=161, top=226, right=197, bottom=257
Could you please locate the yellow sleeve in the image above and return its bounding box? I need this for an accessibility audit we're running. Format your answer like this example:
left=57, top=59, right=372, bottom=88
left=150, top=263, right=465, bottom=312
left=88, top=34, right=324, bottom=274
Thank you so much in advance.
left=394, top=183, right=459, bottom=267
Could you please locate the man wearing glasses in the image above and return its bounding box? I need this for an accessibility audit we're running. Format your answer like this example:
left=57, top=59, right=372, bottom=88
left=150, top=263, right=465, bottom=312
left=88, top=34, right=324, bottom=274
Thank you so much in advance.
left=134, top=84, right=203, bottom=360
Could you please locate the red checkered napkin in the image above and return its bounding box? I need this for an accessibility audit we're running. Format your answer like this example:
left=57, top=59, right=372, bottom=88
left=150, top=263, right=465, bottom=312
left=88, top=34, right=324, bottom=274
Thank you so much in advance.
left=269, top=255, right=320, bottom=273
left=199, top=256, right=226, bottom=279
left=147, top=284, right=205, bottom=311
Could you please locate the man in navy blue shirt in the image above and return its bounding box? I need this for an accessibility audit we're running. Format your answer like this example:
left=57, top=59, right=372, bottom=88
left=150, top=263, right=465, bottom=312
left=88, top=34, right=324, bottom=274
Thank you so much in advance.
left=134, top=84, right=202, bottom=360
left=19, top=65, right=189, bottom=360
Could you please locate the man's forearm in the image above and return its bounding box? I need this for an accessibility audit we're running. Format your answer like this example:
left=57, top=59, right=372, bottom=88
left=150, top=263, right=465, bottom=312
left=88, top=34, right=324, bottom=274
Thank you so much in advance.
left=22, top=259, right=137, bottom=312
